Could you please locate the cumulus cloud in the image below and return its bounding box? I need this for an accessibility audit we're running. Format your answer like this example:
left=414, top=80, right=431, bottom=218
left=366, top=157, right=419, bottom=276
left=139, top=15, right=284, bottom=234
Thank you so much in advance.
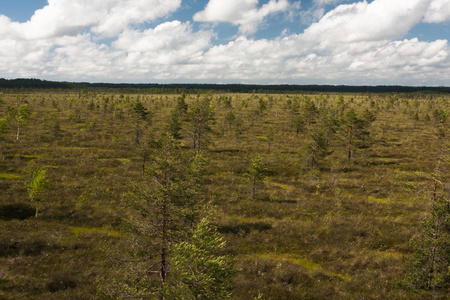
left=113, top=21, right=213, bottom=65
left=301, top=0, right=429, bottom=48
left=0, top=0, right=449, bottom=85
left=424, top=0, right=450, bottom=23
left=195, top=34, right=449, bottom=84
left=0, top=0, right=181, bottom=39
left=194, top=0, right=291, bottom=35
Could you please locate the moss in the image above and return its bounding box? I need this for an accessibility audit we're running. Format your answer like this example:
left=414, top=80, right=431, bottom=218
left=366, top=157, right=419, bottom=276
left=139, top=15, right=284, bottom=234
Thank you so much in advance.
left=69, top=226, right=121, bottom=237
left=0, top=173, right=21, bottom=180
left=257, top=253, right=352, bottom=281
left=263, top=178, right=296, bottom=190
left=368, top=196, right=389, bottom=204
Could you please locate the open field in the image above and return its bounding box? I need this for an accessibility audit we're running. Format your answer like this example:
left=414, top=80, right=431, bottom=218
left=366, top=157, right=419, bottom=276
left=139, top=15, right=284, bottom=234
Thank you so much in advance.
left=0, top=90, right=449, bottom=299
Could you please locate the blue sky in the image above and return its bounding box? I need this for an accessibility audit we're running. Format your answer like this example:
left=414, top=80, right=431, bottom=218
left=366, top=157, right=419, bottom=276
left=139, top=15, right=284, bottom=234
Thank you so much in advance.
left=0, top=0, right=449, bottom=85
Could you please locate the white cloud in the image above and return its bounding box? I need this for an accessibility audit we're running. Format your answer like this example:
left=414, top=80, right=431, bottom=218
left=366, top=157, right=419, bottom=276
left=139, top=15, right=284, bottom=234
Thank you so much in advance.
left=424, top=0, right=450, bottom=23
left=113, top=21, right=213, bottom=65
left=194, top=0, right=291, bottom=35
left=0, top=0, right=449, bottom=85
left=301, top=0, right=429, bottom=48
left=0, top=0, right=181, bottom=39
left=194, top=34, right=449, bottom=85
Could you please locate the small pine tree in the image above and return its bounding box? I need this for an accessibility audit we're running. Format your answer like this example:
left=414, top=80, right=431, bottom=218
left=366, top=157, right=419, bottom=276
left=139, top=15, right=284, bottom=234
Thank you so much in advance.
left=13, top=104, right=31, bottom=141
left=403, top=154, right=450, bottom=292
left=166, top=109, right=183, bottom=140
left=304, top=128, right=332, bottom=169
left=0, top=117, right=9, bottom=140
left=168, top=217, right=234, bottom=299
left=26, top=162, right=49, bottom=217
left=247, top=155, right=267, bottom=199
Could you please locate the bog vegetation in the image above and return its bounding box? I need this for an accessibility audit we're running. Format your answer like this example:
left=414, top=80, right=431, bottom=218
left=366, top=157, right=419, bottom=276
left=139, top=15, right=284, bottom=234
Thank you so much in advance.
left=0, top=89, right=449, bottom=299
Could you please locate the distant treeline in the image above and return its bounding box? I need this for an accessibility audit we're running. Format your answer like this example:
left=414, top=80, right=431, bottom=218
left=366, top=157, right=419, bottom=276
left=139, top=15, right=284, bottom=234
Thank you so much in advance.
left=1, top=78, right=449, bottom=94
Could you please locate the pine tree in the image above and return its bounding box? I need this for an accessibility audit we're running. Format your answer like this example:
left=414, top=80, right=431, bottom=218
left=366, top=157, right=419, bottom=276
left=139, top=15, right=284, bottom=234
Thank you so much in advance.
left=168, top=217, right=234, bottom=299
left=247, top=155, right=267, bottom=199
left=133, top=101, right=150, bottom=145
left=187, top=96, right=215, bottom=152
left=13, top=104, right=31, bottom=141
left=166, top=108, right=183, bottom=140
left=341, top=108, right=372, bottom=163
left=25, top=161, right=49, bottom=217
left=403, top=150, right=450, bottom=293
left=123, top=133, right=205, bottom=297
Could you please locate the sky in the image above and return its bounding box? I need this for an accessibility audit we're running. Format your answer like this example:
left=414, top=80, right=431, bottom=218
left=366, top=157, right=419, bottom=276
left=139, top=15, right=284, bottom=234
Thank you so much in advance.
left=0, top=0, right=449, bottom=86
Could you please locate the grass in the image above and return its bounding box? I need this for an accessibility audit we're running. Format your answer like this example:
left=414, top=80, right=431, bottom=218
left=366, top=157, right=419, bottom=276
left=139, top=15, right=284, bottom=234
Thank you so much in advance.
left=0, top=90, right=448, bottom=299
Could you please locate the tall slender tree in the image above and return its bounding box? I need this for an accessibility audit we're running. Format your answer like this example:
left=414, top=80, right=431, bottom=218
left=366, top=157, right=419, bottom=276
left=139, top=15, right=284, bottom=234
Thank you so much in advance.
left=187, top=96, right=215, bottom=152
left=247, top=154, right=267, bottom=199
left=403, top=149, right=450, bottom=293
left=126, top=133, right=205, bottom=297
left=340, top=108, right=373, bottom=163
left=13, top=104, right=31, bottom=141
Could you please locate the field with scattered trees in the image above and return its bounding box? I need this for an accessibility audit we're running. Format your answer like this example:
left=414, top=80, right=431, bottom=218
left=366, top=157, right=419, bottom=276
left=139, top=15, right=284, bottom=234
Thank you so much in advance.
left=0, top=88, right=449, bottom=299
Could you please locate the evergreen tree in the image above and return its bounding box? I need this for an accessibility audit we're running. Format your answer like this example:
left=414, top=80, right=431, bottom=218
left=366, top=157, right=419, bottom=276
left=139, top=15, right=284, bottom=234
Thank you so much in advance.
left=25, top=161, right=49, bottom=217
left=176, top=92, right=188, bottom=116
left=341, top=108, right=372, bottom=163
left=304, top=128, right=332, bottom=169
left=168, top=217, right=234, bottom=299
left=0, top=117, right=8, bottom=140
left=133, top=101, right=150, bottom=145
left=403, top=152, right=450, bottom=293
left=187, top=96, right=215, bottom=152
left=247, top=155, right=267, bottom=199
left=123, top=133, right=205, bottom=297
left=12, top=104, right=31, bottom=141
left=166, top=108, right=183, bottom=140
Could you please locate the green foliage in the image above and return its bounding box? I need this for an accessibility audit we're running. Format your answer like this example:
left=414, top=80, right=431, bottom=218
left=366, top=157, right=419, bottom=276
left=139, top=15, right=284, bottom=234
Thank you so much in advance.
left=341, top=108, right=372, bottom=162
left=302, top=98, right=318, bottom=126
left=176, top=92, right=188, bottom=115
left=258, top=98, right=268, bottom=116
left=337, top=94, right=345, bottom=106
left=265, top=127, right=274, bottom=153
left=124, top=133, right=205, bottom=296
left=133, top=101, right=149, bottom=120
left=168, top=217, right=234, bottom=299
left=402, top=153, right=450, bottom=292
left=187, top=96, right=215, bottom=151
left=0, top=117, right=9, bottom=140
left=292, top=115, right=305, bottom=134
left=13, top=103, right=31, bottom=141
left=166, top=108, right=183, bottom=140
left=25, top=161, right=49, bottom=217
left=247, top=154, right=267, bottom=199
left=304, top=128, right=332, bottom=169
left=432, top=108, right=448, bottom=124
left=225, top=111, right=236, bottom=130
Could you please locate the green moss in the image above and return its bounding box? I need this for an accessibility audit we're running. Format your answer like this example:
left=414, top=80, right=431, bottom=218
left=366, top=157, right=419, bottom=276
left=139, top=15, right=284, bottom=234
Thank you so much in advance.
left=264, top=178, right=296, bottom=190
left=0, top=173, right=21, bottom=180
left=69, top=226, right=121, bottom=237
left=368, top=196, right=389, bottom=204
left=257, top=253, right=352, bottom=281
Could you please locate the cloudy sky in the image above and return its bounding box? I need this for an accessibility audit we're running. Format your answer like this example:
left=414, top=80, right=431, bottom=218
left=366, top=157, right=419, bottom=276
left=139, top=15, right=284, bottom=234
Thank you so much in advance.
left=0, top=0, right=449, bottom=85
